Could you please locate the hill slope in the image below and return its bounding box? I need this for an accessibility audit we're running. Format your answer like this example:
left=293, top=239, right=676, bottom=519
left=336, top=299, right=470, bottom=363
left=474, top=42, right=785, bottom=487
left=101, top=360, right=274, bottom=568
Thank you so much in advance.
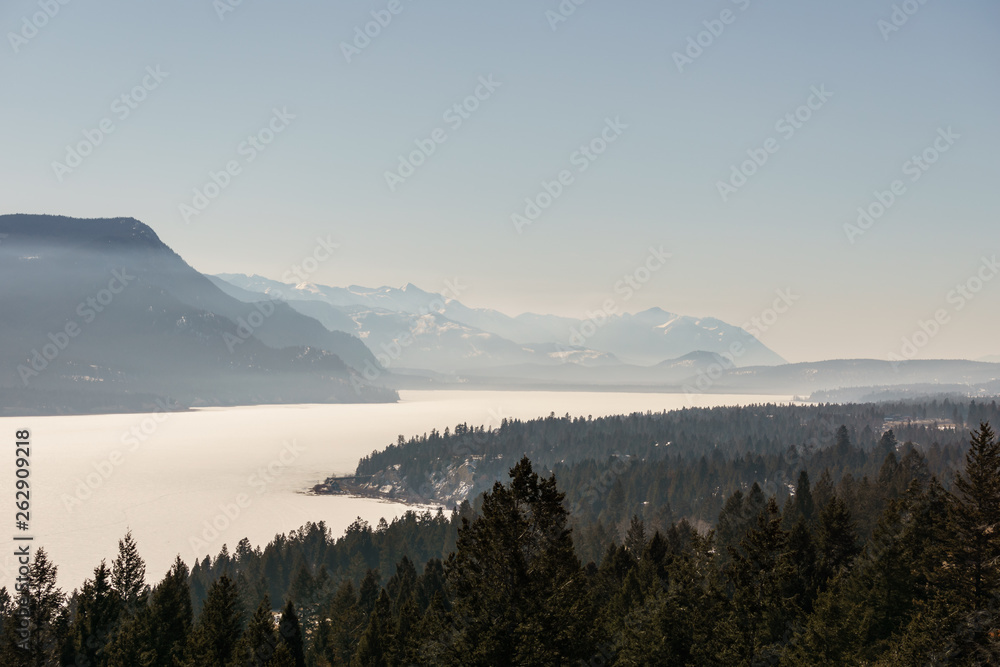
left=0, top=214, right=394, bottom=413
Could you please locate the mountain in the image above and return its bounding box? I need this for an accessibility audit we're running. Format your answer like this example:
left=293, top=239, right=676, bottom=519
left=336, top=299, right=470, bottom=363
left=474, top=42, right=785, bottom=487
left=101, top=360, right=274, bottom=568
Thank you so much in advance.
left=451, top=351, right=735, bottom=386
left=0, top=214, right=395, bottom=414
left=209, top=276, right=1000, bottom=397
left=694, top=359, right=1000, bottom=395
left=211, top=275, right=619, bottom=372
left=214, top=274, right=785, bottom=371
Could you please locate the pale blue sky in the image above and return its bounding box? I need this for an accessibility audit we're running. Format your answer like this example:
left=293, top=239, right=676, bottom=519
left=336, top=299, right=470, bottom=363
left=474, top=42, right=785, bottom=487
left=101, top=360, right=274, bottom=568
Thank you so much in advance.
left=2, top=0, right=998, bottom=362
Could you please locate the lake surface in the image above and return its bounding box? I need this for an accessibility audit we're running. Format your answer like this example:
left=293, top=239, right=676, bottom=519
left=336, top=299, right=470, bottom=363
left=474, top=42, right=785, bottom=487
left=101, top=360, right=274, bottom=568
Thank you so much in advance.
left=0, top=390, right=793, bottom=591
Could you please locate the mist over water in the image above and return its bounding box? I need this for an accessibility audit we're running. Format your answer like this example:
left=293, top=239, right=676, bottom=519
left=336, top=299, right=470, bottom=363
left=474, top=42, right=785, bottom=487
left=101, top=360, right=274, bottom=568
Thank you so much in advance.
left=0, top=390, right=793, bottom=591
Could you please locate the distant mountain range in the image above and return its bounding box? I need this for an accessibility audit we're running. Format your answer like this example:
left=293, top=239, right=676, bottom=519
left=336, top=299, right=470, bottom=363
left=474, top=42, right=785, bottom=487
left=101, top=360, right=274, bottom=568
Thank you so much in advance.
left=0, top=214, right=395, bottom=414
left=213, top=275, right=1000, bottom=398
left=212, top=274, right=787, bottom=371
left=3, top=214, right=998, bottom=415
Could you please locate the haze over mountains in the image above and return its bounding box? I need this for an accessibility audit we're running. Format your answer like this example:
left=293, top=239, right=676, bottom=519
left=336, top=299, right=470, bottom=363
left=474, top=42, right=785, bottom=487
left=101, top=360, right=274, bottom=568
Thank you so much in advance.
left=2, top=214, right=999, bottom=415
left=214, top=274, right=1000, bottom=396
left=211, top=273, right=787, bottom=371
left=0, top=214, right=393, bottom=414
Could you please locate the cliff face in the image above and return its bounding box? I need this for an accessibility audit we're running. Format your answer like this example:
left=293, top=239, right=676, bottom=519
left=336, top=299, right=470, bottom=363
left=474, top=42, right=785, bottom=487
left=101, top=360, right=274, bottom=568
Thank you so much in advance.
left=314, top=458, right=488, bottom=507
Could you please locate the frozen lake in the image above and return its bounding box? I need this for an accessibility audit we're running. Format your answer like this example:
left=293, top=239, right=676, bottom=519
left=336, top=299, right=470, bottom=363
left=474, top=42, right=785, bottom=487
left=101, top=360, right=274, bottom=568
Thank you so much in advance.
left=0, top=390, right=794, bottom=591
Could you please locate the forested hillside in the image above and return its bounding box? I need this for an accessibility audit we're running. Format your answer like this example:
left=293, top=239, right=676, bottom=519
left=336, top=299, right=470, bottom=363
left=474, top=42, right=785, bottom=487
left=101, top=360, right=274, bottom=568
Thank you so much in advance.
left=2, top=401, right=999, bottom=664
left=348, top=399, right=996, bottom=526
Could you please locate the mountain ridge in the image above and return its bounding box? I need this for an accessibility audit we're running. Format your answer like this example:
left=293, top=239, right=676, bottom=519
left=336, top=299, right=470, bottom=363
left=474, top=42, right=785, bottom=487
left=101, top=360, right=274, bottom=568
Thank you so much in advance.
left=0, top=214, right=396, bottom=414
left=214, top=273, right=787, bottom=370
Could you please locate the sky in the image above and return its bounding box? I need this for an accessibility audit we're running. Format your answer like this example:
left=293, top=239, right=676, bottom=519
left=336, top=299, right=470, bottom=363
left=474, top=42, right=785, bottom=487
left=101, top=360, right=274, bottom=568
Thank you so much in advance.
left=1, top=0, right=998, bottom=363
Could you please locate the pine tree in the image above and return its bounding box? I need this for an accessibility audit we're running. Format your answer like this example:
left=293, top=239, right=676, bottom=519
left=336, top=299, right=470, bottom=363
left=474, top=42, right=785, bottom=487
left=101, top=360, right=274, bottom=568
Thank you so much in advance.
left=71, top=560, right=122, bottom=667
left=815, top=495, right=860, bottom=588
left=104, top=605, right=154, bottom=667
left=784, top=518, right=818, bottom=614
left=2, top=548, right=68, bottom=667
left=235, top=537, right=255, bottom=563
left=232, top=596, right=277, bottom=667
left=112, top=530, right=147, bottom=616
left=393, top=593, right=421, bottom=664
left=715, top=489, right=746, bottom=569
left=385, top=557, right=417, bottom=612
left=322, top=580, right=361, bottom=665
left=287, top=564, right=314, bottom=612
left=352, top=589, right=391, bottom=667
left=813, top=469, right=835, bottom=511
left=835, top=425, right=852, bottom=456
left=615, top=531, right=720, bottom=666
left=268, top=642, right=297, bottom=667
left=876, top=451, right=901, bottom=497
left=306, top=617, right=335, bottom=667
left=355, top=570, right=380, bottom=621
left=624, top=515, right=647, bottom=559
left=792, top=470, right=815, bottom=525
left=185, top=575, right=243, bottom=666
left=715, top=498, right=795, bottom=665
left=147, top=556, right=193, bottom=667
left=446, top=457, right=592, bottom=665
left=411, top=592, right=451, bottom=666
left=276, top=598, right=305, bottom=667
left=877, top=429, right=899, bottom=460
left=951, top=422, right=1000, bottom=611
left=20, top=548, right=67, bottom=667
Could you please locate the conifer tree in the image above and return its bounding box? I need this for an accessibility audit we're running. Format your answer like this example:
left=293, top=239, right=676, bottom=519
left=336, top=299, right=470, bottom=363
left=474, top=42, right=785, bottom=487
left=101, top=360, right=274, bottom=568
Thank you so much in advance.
left=147, top=556, right=193, bottom=667
left=277, top=598, right=305, bottom=667
left=815, top=495, right=860, bottom=588
left=104, top=605, right=154, bottom=667
left=352, top=589, right=392, bottom=667
left=784, top=518, right=818, bottom=614
left=232, top=596, right=277, bottom=667
left=112, top=531, right=147, bottom=616
left=951, top=422, right=1000, bottom=610
left=624, top=515, right=647, bottom=558
left=393, top=593, right=421, bottom=664
left=792, top=470, right=815, bottom=525
left=411, top=592, right=451, bottom=666
left=22, top=548, right=66, bottom=667
left=356, top=570, right=380, bottom=621
left=835, top=425, right=852, bottom=456
left=306, top=618, right=335, bottom=667
left=715, top=498, right=795, bottom=665
left=185, top=574, right=243, bottom=666
left=268, top=642, right=297, bottom=667
left=324, top=580, right=361, bottom=664
left=447, top=456, right=592, bottom=665
left=71, top=560, right=122, bottom=667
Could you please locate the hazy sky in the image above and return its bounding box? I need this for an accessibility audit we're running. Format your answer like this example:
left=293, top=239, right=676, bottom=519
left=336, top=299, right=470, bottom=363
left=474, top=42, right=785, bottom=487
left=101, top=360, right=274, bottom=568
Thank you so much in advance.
left=2, top=0, right=998, bottom=363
